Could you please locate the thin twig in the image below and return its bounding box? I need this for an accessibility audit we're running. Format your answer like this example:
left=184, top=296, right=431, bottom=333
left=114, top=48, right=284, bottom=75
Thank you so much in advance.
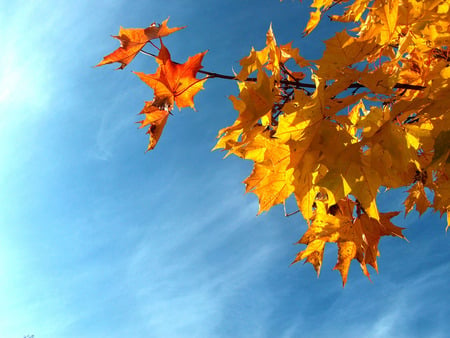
left=284, top=202, right=300, bottom=217
left=139, top=49, right=426, bottom=91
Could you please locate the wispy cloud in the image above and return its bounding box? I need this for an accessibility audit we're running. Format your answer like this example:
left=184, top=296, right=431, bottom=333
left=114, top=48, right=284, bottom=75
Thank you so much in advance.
left=124, top=185, right=279, bottom=337
left=369, top=262, right=450, bottom=338
left=91, top=102, right=135, bottom=161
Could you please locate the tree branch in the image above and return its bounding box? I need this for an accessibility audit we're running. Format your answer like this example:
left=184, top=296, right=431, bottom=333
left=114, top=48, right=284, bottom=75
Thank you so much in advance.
left=140, top=49, right=426, bottom=91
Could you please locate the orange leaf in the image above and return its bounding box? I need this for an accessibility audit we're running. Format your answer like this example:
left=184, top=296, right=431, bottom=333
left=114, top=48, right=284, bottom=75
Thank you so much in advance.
left=134, top=42, right=207, bottom=110
left=294, top=199, right=406, bottom=286
left=292, top=239, right=325, bottom=276
left=304, top=9, right=322, bottom=36
left=96, top=18, right=185, bottom=69
left=334, top=241, right=357, bottom=286
left=138, top=102, right=170, bottom=151
left=404, top=182, right=431, bottom=216
left=378, top=211, right=406, bottom=239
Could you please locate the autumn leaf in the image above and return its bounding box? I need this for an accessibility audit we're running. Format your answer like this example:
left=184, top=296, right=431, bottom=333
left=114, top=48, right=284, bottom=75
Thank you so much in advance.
left=240, top=130, right=295, bottom=214
left=134, top=42, right=207, bottom=110
left=330, top=0, right=371, bottom=23
left=96, top=18, right=185, bottom=69
left=224, top=70, right=275, bottom=134
left=431, top=130, right=450, bottom=165
left=303, top=0, right=334, bottom=36
left=316, top=30, right=379, bottom=78
left=236, top=48, right=268, bottom=82
left=384, top=0, right=399, bottom=33
left=304, top=9, right=322, bottom=36
left=137, top=102, right=170, bottom=151
left=294, top=199, right=406, bottom=285
left=404, top=181, right=431, bottom=216
left=293, top=207, right=343, bottom=275
left=334, top=241, right=358, bottom=286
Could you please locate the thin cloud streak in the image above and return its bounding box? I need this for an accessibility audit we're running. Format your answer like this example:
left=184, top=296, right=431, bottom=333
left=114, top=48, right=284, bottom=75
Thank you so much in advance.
left=369, top=262, right=450, bottom=338
left=125, top=188, right=277, bottom=337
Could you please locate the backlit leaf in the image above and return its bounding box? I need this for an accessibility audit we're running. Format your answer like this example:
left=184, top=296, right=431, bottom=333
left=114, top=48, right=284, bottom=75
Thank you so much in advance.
left=96, top=18, right=185, bottom=69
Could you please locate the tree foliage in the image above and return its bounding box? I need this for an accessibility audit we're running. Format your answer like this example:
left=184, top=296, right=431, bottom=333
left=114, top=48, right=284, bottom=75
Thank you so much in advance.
left=96, top=0, right=450, bottom=285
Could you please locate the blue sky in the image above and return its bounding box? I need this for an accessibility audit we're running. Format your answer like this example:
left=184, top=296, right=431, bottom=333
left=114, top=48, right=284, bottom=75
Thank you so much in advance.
left=0, top=1, right=448, bottom=337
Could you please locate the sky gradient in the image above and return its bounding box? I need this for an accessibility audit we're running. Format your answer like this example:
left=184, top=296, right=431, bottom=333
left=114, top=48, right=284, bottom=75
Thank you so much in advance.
left=0, top=1, right=449, bottom=337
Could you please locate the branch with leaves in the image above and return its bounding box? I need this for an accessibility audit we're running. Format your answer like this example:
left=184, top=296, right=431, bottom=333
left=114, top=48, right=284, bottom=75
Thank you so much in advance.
left=97, top=0, right=450, bottom=286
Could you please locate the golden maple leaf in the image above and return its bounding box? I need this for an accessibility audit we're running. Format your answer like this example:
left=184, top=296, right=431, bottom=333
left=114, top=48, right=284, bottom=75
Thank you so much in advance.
left=293, top=199, right=406, bottom=286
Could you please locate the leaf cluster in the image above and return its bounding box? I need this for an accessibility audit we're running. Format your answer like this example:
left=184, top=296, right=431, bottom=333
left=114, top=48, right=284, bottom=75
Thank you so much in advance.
left=97, top=1, right=450, bottom=285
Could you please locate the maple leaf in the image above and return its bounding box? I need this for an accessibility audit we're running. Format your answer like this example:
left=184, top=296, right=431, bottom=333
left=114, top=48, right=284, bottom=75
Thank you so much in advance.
left=236, top=48, right=268, bottom=82
left=379, top=0, right=399, bottom=40
left=303, top=0, right=334, bottom=36
left=134, top=42, right=207, bottom=110
left=316, top=30, right=379, bottom=78
left=330, top=0, right=371, bottom=22
left=240, top=130, right=295, bottom=214
left=359, top=64, right=399, bottom=95
left=294, top=199, right=406, bottom=286
left=304, top=10, right=322, bottom=36
left=96, top=18, right=185, bottom=69
left=279, top=42, right=310, bottom=68
left=137, top=102, right=170, bottom=151
left=220, top=69, right=275, bottom=135
left=404, top=181, right=431, bottom=216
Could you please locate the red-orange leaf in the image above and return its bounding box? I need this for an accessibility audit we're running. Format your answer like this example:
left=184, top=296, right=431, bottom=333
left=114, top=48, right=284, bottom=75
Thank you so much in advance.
left=134, top=42, right=207, bottom=110
left=96, top=18, right=185, bottom=69
left=138, top=102, right=170, bottom=151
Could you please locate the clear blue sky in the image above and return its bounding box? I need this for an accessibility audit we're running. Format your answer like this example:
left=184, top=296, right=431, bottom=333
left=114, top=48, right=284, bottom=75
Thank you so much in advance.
left=0, top=1, right=448, bottom=337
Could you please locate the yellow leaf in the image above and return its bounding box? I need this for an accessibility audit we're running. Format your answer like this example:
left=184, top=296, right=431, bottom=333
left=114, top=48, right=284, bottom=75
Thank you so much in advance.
left=319, top=145, right=381, bottom=220
left=245, top=162, right=294, bottom=214
left=380, top=0, right=399, bottom=39
left=292, top=239, right=325, bottom=276
left=274, top=95, right=322, bottom=143
left=241, top=132, right=295, bottom=214
left=279, top=42, right=310, bottom=67
left=440, top=66, right=450, bottom=79
left=316, top=30, right=379, bottom=78
left=236, top=48, right=268, bottom=82
left=304, top=9, right=322, bottom=36
left=359, top=64, right=399, bottom=95
left=447, top=212, right=449, bottom=232
left=292, top=149, right=321, bottom=220
left=330, top=0, right=371, bottom=22
left=294, top=198, right=405, bottom=285
left=223, top=70, right=275, bottom=134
